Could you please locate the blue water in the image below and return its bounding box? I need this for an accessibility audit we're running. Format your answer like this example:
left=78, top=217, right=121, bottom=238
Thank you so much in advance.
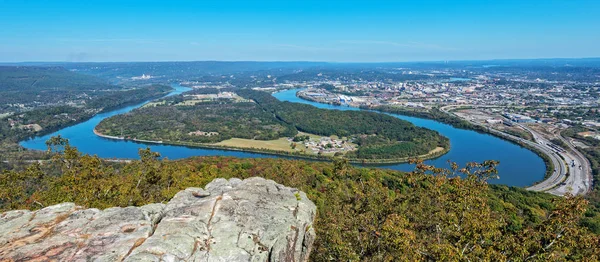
left=273, top=89, right=545, bottom=187
left=20, top=85, right=545, bottom=187
left=449, top=77, right=472, bottom=82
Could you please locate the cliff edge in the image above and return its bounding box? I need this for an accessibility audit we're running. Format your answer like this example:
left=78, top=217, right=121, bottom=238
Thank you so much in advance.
left=0, top=177, right=317, bottom=261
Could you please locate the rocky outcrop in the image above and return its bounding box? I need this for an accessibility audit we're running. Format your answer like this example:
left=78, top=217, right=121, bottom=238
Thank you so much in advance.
left=0, top=177, right=317, bottom=261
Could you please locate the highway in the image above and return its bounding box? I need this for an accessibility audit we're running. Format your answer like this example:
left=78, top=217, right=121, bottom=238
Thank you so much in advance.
left=547, top=130, right=592, bottom=195
left=440, top=105, right=592, bottom=196
left=520, top=124, right=591, bottom=196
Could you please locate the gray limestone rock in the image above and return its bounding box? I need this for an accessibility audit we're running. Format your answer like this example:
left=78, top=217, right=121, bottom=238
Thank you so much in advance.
left=0, top=177, right=317, bottom=262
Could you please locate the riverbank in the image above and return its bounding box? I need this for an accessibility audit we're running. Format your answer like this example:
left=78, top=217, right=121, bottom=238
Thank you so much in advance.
left=93, top=128, right=448, bottom=164
left=297, top=91, right=554, bottom=180
left=376, top=101, right=590, bottom=196
left=7, top=89, right=175, bottom=162
left=369, top=105, right=555, bottom=180
left=94, top=128, right=165, bottom=144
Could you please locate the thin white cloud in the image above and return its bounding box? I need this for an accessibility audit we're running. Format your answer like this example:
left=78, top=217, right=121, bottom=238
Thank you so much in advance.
left=271, top=44, right=335, bottom=51
left=340, top=40, right=411, bottom=47
left=54, top=38, right=163, bottom=44
left=340, top=40, right=459, bottom=51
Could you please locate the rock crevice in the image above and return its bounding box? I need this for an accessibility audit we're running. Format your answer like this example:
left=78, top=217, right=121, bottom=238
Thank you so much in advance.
left=0, top=177, right=317, bottom=262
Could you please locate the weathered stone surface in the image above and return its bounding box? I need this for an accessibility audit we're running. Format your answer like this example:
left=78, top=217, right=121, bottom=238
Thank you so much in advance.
left=0, top=177, right=316, bottom=262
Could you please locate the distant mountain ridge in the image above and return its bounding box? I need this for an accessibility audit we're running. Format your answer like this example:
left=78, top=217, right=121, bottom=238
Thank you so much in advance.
left=0, top=66, right=116, bottom=92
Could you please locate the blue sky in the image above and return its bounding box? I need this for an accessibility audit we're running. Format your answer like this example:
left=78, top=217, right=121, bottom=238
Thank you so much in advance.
left=1, top=0, right=599, bottom=62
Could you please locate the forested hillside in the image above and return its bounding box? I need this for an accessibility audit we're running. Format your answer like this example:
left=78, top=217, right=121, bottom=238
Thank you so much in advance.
left=0, top=137, right=598, bottom=261
left=0, top=66, right=118, bottom=110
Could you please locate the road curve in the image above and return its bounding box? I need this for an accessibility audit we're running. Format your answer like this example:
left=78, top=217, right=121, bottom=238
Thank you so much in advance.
left=440, top=105, right=592, bottom=196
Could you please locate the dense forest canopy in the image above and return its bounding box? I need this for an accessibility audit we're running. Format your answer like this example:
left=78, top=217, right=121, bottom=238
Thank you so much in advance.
left=0, top=138, right=598, bottom=261
left=237, top=89, right=449, bottom=159
left=85, top=84, right=173, bottom=112
left=96, top=100, right=297, bottom=143
left=0, top=66, right=116, bottom=92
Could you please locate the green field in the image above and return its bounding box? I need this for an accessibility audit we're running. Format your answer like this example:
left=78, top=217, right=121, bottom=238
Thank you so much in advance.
left=213, top=137, right=296, bottom=152
left=142, top=100, right=166, bottom=108
left=0, top=113, right=11, bottom=119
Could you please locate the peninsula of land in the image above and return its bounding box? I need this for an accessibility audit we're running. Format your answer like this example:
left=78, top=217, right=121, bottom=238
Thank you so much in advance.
left=95, top=89, right=449, bottom=163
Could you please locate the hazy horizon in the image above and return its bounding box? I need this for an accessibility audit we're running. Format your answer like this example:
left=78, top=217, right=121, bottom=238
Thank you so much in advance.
left=3, top=57, right=600, bottom=65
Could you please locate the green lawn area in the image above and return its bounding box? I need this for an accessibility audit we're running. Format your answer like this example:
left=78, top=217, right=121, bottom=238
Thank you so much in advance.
left=0, top=113, right=11, bottom=119
left=141, top=100, right=166, bottom=108
left=212, top=137, right=298, bottom=152
left=211, top=131, right=359, bottom=157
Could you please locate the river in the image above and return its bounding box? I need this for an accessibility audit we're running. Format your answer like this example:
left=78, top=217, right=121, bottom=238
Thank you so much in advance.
left=20, top=84, right=545, bottom=187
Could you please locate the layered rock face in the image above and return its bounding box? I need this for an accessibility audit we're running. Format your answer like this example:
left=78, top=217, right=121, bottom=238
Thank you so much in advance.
left=0, top=177, right=317, bottom=261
